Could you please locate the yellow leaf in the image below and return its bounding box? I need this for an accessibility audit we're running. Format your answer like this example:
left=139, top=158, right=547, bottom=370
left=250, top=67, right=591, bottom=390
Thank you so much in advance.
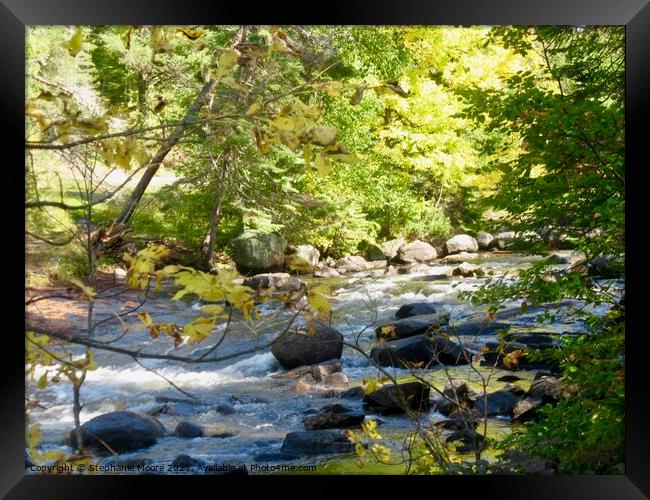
left=37, top=373, right=48, bottom=389
left=362, top=378, right=379, bottom=395
left=215, top=49, right=239, bottom=79
left=177, top=27, right=205, bottom=40
left=315, top=154, right=332, bottom=176
left=183, top=316, right=216, bottom=344
left=120, top=26, right=132, bottom=49
left=201, top=304, right=224, bottom=315
left=62, top=27, right=84, bottom=57
left=138, top=312, right=153, bottom=326
left=245, top=101, right=263, bottom=116
left=172, top=289, right=191, bottom=301
left=303, top=144, right=312, bottom=169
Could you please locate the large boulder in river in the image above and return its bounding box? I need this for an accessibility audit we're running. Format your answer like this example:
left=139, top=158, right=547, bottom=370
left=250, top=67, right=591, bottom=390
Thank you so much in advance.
left=444, top=234, right=479, bottom=255
left=271, top=323, right=344, bottom=370
left=490, top=231, right=516, bottom=250
left=397, top=240, right=437, bottom=263
left=395, top=302, right=439, bottom=319
left=375, top=312, right=450, bottom=340
left=476, top=232, right=494, bottom=250
left=382, top=238, right=406, bottom=261
left=363, top=381, right=431, bottom=415
left=232, top=231, right=285, bottom=273
left=336, top=255, right=368, bottom=273
left=303, top=404, right=365, bottom=430
left=243, top=273, right=303, bottom=292
left=473, top=384, right=525, bottom=417
left=281, top=429, right=355, bottom=457
left=452, top=262, right=482, bottom=278
left=286, top=244, right=320, bottom=269
left=69, top=411, right=167, bottom=454
left=587, top=256, right=623, bottom=278
left=370, top=335, right=472, bottom=368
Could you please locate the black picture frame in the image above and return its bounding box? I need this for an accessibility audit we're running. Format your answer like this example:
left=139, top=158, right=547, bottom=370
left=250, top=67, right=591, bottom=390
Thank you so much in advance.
left=6, top=0, right=649, bottom=497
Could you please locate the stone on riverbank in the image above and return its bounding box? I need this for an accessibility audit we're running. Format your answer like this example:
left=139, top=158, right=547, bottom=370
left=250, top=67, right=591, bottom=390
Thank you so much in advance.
left=174, top=421, right=204, bottom=438
left=69, top=411, right=167, bottom=454
left=280, top=429, right=355, bottom=457
left=375, top=312, right=451, bottom=340
left=231, top=231, right=285, bottom=273
left=303, top=404, right=366, bottom=430
left=444, top=234, right=479, bottom=255
left=370, top=335, right=472, bottom=368
left=363, top=381, right=431, bottom=415
left=271, top=323, right=344, bottom=370
left=395, top=302, right=439, bottom=319
left=396, top=240, right=437, bottom=263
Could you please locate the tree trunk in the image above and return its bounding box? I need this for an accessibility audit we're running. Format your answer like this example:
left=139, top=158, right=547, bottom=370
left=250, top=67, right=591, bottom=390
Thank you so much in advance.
left=115, top=77, right=218, bottom=226
left=202, top=198, right=224, bottom=269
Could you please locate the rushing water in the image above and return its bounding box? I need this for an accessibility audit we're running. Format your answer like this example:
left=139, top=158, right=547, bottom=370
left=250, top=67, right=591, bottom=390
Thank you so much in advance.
left=27, top=252, right=623, bottom=474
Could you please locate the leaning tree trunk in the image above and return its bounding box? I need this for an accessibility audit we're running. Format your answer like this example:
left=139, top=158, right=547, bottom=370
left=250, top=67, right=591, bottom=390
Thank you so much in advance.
left=115, top=27, right=246, bottom=226
left=115, top=77, right=218, bottom=226
left=202, top=197, right=224, bottom=270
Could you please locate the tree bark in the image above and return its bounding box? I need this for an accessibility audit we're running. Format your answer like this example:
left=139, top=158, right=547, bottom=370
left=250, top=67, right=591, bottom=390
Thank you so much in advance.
left=115, top=77, right=217, bottom=226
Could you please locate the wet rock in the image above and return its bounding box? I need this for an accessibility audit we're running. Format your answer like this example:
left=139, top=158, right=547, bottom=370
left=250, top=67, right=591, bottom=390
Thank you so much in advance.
left=215, top=404, right=237, bottom=415
left=452, top=262, right=482, bottom=277
left=497, top=375, right=523, bottom=383
left=442, top=252, right=481, bottom=263
left=211, top=432, right=237, bottom=438
left=280, top=429, right=355, bottom=457
left=476, top=232, right=494, bottom=250
left=314, top=264, right=340, bottom=278
left=336, top=255, right=368, bottom=273
left=434, top=380, right=476, bottom=416
left=370, top=335, right=472, bottom=368
left=339, top=387, right=365, bottom=399
left=508, top=333, right=557, bottom=347
left=445, top=429, right=488, bottom=453
left=69, top=411, right=167, bottom=454
left=395, top=302, right=439, bottom=319
left=375, top=312, right=450, bottom=340
left=444, top=234, right=479, bottom=255
left=384, top=265, right=399, bottom=277
left=174, top=421, right=204, bottom=438
left=243, top=273, right=303, bottom=292
left=271, top=360, right=342, bottom=380
left=397, top=240, right=437, bottom=263
left=363, top=381, right=430, bottom=415
left=323, top=372, right=349, bottom=387
left=443, top=320, right=511, bottom=337
left=171, top=455, right=204, bottom=468
left=512, top=376, right=564, bottom=423
left=434, top=419, right=478, bottom=431
left=382, top=238, right=406, bottom=261
left=473, top=385, right=524, bottom=417
left=546, top=251, right=586, bottom=266
left=587, top=256, right=623, bottom=278
left=271, top=322, right=343, bottom=370
left=303, top=405, right=365, bottom=430
left=398, top=263, right=434, bottom=274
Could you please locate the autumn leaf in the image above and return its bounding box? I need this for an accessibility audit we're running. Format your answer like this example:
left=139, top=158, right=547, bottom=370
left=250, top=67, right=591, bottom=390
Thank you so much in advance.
left=245, top=101, right=263, bottom=116
left=315, top=153, right=332, bottom=176
left=138, top=312, right=153, bottom=327
left=62, top=27, right=84, bottom=57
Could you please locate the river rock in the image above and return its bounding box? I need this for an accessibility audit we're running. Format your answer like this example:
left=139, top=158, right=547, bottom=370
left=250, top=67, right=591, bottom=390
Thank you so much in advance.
left=382, top=238, right=406, bottom=260
left=339, top=387, right=365, bottom=399
left=314, top=264, right=340, bottom=278
left=385, top=265, right=399, bottom=277
left=271, top=323, right=344, bottom=369
left=434, top=419, right=478, bottom=431
left=490, top=231, right=515, bottom=250
left=473, top=385, right=524, bottom=417
left=370, top=335, right=472, bottom=368
left=476, top=232, right=494, bottom=250
left=361, top=242, right=386, bottom=261
left=271, top=360, right=342, bottom=380
left=232, top=231, right=285, bottom=273
left=587, top=256, right=623, bottom=278
left=174, top=421, right=204, bottom=438
left=398, top=263, right=434, bottom=274
left=243, top=273, right=303, bottom=292
left=512, top=375, right=563, bottom=423
left=69, top=411, right=167, bottom=454
left=215, top=404, right=237, bottom=415
left=303, top=404, right=365, bottom=430
left=442, top=252, right=481, bottom=263
left=280, top=429, right=355, bottom=457
left=395, top=302, right=439, bottom=319
left=546, top=251, right=587, bottom=266
left=434, top=380, right=476, bottom=416
left=446, top=429, right=487, bottom=453
left=375, top=312, right=451, bottom=340
left=336, top=255, right=368, bottom=273
left=397, top=240, right=437, bottom=263
left=363, top=381, right=431, bottom=415
left=444, top=319, right=511, bottom=336
left=480, top=341, right=558, bottom=371
left=172, top=454, right=204, bottom=468
left=287, top=244, right=320, bottom=267
left=444, top=235, right=479, bottom=255
left=452, top=262, right=482, bottom=277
